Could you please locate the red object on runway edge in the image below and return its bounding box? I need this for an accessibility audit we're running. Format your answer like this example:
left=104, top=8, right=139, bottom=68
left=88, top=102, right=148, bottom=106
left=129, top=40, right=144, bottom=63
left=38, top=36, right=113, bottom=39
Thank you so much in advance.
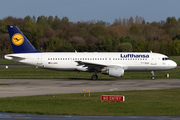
left=101, top=95, right=125, bottom=101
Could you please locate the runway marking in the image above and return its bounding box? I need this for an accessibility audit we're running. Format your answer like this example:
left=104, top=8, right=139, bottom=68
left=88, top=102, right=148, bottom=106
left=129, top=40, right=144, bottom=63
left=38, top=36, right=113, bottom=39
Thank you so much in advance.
left=13, top=115, right=22, bottom=119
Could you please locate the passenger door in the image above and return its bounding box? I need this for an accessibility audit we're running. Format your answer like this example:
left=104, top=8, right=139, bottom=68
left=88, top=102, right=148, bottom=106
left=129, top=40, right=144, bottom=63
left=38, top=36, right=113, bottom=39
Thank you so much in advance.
left=37, top=55, right=43, bottom=66
left=151, top=54, right=157, bottom=65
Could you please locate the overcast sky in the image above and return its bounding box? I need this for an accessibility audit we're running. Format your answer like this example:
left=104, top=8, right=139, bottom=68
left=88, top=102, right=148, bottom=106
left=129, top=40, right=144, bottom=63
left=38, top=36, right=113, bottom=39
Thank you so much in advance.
left=0, top=0, right=179, bottom=24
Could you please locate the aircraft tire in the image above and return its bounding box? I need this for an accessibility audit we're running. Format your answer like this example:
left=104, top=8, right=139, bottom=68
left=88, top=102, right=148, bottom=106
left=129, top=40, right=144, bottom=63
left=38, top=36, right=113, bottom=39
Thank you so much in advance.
left=91, top=75, right=98, bottom=80
left=151, top=76, right=155, bottom=80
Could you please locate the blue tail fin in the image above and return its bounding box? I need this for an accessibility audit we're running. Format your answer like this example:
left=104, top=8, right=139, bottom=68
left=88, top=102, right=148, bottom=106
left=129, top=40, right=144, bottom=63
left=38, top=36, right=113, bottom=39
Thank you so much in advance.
left=7, top=25, right=40, bottom=53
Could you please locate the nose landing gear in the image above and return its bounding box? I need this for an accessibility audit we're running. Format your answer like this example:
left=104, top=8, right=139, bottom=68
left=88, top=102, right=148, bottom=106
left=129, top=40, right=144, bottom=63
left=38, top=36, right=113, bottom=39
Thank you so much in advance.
left=151, top=71, right=155, bottom=80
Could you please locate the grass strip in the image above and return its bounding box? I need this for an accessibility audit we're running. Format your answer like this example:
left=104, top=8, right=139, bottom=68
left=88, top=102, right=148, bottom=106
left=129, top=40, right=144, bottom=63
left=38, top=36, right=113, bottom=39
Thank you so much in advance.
left=0, top=84, right=9, bottom=86
left=0, top=67, right=179, bottom=79
left=0, top=59, right=20, bottom=65
left=0, top=89, right=180, bottom=115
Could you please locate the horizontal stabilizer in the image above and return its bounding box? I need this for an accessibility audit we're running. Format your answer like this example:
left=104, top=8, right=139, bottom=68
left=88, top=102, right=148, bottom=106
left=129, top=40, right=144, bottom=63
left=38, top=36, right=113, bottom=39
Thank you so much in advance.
left=4, top=54, right=26, bottom=60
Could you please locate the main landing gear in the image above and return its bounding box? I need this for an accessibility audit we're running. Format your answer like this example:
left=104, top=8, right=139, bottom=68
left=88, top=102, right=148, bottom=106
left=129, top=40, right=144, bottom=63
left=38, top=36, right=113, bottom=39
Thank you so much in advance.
left=91, top=75, right=98, bottom=80
left=91, top=71, right=98, bottom=80
left=151, top=71, right=155, bottom=80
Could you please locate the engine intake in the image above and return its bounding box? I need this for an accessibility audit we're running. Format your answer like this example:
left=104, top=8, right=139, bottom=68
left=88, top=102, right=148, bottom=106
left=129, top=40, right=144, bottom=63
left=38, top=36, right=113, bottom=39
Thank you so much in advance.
left=101, top=67, right=124, bottom=77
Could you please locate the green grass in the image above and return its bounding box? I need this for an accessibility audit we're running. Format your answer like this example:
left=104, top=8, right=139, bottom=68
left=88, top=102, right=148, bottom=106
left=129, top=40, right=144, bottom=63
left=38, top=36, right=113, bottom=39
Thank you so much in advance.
left=0, top=84, right=9, bottom=86
left=0, top=67, right=179, bottom=79
left=169, top=56, right=180, bottom=65
left=0, top=89, right=180, bottom=115
left=0, top=59, right=20, bottom=64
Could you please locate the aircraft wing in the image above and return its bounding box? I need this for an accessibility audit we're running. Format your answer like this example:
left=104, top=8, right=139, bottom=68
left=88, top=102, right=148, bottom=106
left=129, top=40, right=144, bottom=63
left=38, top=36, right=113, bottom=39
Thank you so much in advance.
left=75, top=61, right=108, bottom=71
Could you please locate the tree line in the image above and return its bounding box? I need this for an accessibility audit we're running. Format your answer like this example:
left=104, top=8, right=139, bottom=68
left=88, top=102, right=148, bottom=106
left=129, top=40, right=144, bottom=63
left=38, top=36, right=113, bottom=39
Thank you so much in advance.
left=0, top=15, right=180, bottom=55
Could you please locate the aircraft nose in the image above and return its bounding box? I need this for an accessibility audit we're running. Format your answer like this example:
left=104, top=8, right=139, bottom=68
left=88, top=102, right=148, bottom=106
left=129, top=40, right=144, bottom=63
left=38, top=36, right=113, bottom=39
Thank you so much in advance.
left=172, top=61, right=177, bottom=68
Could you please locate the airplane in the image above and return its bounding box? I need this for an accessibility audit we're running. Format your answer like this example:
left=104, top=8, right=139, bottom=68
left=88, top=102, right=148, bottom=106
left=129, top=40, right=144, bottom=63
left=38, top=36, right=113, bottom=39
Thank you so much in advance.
left=4, top=25, right=177, bottom=80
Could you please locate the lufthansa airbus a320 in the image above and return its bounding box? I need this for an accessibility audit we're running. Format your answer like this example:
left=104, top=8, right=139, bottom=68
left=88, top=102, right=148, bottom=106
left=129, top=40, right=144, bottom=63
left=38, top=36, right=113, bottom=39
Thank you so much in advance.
left=5, top=25, right=177, bottom=80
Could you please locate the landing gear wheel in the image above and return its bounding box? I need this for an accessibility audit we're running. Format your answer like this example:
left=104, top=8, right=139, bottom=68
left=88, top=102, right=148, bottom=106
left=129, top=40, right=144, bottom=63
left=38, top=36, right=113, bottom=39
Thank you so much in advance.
left=151, top=71, right=155, bottom=80
left=91, top=75, right=98, bottom=80
left=96, top=75, right=98, bottom=79
left=151, top=76, right=155, bottom=80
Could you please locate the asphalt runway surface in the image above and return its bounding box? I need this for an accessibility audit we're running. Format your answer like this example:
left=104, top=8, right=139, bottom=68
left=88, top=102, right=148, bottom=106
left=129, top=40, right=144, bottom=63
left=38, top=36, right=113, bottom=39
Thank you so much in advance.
left=0, top=112, right=180, bottom=120
left=1, top=78, right=180, bottom=120
left=0, top=78, right=180, bottom=98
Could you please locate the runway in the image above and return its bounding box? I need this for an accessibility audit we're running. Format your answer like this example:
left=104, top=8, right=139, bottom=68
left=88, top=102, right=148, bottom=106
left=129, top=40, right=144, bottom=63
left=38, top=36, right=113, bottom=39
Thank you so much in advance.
left=0, top=79, right=180, bottom=120
left=0, top=78, right=180, bottom=98
left=0, top=112, right=179, bottom=120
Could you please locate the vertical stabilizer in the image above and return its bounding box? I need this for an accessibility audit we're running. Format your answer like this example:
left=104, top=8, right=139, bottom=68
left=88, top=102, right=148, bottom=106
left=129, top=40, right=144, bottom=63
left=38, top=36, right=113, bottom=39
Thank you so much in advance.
left=7, top=25, right=40, bottom=53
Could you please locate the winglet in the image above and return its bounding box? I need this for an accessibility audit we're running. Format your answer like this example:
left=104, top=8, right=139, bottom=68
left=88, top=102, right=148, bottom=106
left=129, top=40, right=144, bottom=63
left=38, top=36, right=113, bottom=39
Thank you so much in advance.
left=7, top=25, right=40, bottom=53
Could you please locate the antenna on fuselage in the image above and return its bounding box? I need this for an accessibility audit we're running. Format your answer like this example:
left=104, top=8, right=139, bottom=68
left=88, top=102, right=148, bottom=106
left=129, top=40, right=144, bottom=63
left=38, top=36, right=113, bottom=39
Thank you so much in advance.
left=75, top=50, right=77, bottom=53
left=150, top=50, right=152, bottom=53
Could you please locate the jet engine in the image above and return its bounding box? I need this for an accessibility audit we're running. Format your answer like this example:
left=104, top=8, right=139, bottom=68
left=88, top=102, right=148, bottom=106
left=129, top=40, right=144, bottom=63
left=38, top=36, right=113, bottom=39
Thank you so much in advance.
left=101, top=67, right=124, bottom=77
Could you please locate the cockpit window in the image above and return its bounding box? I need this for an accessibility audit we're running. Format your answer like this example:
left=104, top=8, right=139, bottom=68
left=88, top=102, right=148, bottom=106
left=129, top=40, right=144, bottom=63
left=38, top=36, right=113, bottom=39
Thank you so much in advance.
left=162, top=57, right=170, bottom=60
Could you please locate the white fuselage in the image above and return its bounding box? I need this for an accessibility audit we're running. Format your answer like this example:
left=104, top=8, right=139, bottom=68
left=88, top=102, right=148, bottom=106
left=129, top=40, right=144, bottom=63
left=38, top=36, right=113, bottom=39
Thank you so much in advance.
left=4, top=52, right=177, bottom=72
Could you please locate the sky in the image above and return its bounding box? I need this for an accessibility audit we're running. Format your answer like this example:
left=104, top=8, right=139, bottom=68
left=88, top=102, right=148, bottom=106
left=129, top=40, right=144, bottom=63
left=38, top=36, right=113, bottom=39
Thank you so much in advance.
left=0, top=0, right=179, bottom=24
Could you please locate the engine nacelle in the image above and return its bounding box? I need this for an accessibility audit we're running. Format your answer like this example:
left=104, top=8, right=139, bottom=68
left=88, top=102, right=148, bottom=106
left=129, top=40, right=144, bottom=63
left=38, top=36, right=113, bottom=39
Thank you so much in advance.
left=101, top=67, right=124, bottom=77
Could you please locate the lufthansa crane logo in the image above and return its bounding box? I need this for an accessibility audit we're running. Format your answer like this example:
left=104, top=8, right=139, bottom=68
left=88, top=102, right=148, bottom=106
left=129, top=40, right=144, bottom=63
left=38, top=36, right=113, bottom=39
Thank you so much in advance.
left=12, top=33, right=24, bottom=46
